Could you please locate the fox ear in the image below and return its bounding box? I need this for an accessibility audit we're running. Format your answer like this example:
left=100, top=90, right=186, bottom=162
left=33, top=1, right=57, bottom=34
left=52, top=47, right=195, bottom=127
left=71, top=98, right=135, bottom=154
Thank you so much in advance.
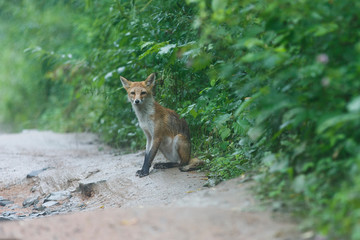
left=145, top=73, right=156, bottom=87
left=120, top=76, right=131, bottom=89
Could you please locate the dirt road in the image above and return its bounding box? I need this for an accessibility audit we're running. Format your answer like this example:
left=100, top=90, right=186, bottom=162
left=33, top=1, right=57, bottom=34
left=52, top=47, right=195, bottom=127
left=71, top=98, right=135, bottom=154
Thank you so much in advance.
left=0, top=130, right=299, bottom=239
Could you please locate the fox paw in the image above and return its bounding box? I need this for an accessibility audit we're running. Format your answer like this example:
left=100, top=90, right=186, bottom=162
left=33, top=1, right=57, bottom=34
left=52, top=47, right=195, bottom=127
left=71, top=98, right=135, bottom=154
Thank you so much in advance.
left=136, top=170, right=149, bottom=178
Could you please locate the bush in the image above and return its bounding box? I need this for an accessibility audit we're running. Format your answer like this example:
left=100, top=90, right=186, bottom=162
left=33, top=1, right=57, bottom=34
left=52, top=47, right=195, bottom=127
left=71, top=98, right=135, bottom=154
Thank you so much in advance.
left=184, top=0, right=360, bottom=238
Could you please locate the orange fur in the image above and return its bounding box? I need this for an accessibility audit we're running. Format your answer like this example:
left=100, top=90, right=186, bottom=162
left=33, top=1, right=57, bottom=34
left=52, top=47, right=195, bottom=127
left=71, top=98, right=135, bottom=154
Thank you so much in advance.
left=120, top=73, right=202, bottom=177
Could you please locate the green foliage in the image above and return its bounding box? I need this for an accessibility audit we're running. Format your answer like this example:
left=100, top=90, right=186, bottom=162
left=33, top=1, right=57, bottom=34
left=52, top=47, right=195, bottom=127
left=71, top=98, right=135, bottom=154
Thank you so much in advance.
left=0, top=0, right=95, bottom=131
left=1, top=0, right=359, bottom=239
left=81, top=0, right=205, bottom=149
left=186, top=0, right=360, bottom=238
left=193, top=0, right=359, bottom=239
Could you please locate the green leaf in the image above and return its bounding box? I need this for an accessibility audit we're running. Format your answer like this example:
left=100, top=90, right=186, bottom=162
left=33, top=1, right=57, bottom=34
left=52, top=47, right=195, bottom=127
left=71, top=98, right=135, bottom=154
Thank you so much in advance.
left=158, top=44, right=177, bottom=55
left=140, top=41, right=155, bottom=50
left=212, top=0, right=227, bottom=11
left=317, top=113, right=360, bottom=134
left=234, top=119, right=251, bottom=134
left=138, top=42, right=168, bottom=60
left=220, top=127, right=231, bottom=140
left=293, top=174, right=306, bottom=193
left=190, top=109, right=198, bottom=118
left=192, top=53, right=212, bottom=70
left=241, top=52, right=264, bottom=63
left=235, top=92, right=261, bottom=117
left=210, top=78, right=217, bottom=86
left=244, top=38, right=264, bottom=48
left=347, top=96, right=360, bottom=112
left=215, top=113, right=232, bottom=127
left=247, top=127, right=263, bottom=141
left=313, top=23, right=338, bottom=36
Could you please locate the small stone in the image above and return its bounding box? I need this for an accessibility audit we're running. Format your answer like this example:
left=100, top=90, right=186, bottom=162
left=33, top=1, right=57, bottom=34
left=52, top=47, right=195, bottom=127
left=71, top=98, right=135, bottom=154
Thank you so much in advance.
left=38, top=211, right=48, bottom=216
left=30, top=211, right=47, bottom=217
left=27, top=168, right=48, bottom=178
left=78, top=203, right=86, bottom=209
left=45, top=191, right=72, bottom=202
left=23, top=196, right=39, bottom=208
left=50, top=209, right=60, bottom=215
left=10, top=205, right=20, bottom=210
left=42, top=201, right=59, bottom=208
left=2, top=211, right=15, bottom=217
left=30, top=185, right=39, bottom=193
left=0, top=199, right=14, bottom=206
left=0, top=217, right=11, bottom=222
left=29, top=213, right=40, bottom=218
left=203, top=178, right=220, bottom=187
left=33, top=205, right=46, bottom=211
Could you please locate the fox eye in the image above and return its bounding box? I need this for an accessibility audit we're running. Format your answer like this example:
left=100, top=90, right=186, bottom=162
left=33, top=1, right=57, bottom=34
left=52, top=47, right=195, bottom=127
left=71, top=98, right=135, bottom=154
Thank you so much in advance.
left=130, top=92, right=135, bottom=95
left=141, top=91, right=147, bottom=95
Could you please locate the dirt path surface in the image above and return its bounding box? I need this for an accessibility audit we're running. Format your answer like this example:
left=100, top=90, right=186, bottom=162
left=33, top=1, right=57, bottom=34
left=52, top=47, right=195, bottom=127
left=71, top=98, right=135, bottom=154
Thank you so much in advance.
left=0, top=130, right=299, bottom=240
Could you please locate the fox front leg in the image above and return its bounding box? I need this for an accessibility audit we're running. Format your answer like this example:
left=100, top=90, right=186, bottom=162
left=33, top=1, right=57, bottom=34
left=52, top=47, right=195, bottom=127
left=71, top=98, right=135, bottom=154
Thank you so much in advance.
left=136, top=154, right=151, bottom=177
left=136, top=139, right=160, bottom=177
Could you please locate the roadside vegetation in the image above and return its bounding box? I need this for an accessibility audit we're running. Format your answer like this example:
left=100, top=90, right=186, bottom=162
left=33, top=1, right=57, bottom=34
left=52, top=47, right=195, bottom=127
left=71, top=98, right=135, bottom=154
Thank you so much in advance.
left=0, top=1, right=359, bottom=239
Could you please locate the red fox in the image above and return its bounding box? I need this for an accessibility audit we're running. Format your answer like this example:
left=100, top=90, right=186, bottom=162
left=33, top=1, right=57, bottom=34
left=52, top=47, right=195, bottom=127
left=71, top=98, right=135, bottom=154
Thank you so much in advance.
left=120, top=73, right=202, bottom=177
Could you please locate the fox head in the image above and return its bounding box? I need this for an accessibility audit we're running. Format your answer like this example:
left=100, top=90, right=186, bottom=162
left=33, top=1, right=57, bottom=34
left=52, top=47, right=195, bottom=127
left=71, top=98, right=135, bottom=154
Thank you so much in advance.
left=120, top=73, right=155, bottom=106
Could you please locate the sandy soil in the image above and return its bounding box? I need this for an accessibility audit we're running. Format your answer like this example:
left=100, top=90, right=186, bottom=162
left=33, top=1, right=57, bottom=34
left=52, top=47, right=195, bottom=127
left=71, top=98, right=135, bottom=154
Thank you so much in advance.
left=0, top=130, right=300, bottom=240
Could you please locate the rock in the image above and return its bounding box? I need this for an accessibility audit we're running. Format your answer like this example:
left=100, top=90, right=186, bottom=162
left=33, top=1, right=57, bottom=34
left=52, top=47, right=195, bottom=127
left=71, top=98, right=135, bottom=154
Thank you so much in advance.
left=30, top=185, right=39, bottom=192
left=10, top=205, right=20, bottom=210
left=23, top=196, right=40, bottom=208
left=45, top=191, right=72, bottom=202
left=1, top=211, right=18, bottom=221
left=203, top=178, right=221, bottom=187
left=0, top=217, right=11, bottom=222
left=2, top=211, right=16, bottom=217
left=26, top=167, right=51, bottom=178
left=42, top=201, right=59, bottom=208
left=29, top=213, right=41, bottom=218
left=33, top=205, right=46, bottom=211
left=78, top=203, right=87, bottom=209
left=29, top=211, right=48, bottom=218
left=0, top=199, right=14, bottom=206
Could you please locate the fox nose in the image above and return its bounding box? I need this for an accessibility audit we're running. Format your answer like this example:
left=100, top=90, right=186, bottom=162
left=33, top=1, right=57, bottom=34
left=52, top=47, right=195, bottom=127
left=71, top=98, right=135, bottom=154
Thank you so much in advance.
left=134, top=99, right=140, bottom=104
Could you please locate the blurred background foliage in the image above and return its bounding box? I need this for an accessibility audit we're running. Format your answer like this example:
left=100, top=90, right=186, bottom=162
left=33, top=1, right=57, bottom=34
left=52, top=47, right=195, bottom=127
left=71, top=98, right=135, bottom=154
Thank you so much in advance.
left=0, top=0, right=359, bottom=239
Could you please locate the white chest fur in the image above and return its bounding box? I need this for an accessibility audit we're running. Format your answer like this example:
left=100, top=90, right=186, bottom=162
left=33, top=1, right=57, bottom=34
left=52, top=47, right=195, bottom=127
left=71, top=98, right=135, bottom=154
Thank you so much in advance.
left=132, top=102, right=155, bottom=136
